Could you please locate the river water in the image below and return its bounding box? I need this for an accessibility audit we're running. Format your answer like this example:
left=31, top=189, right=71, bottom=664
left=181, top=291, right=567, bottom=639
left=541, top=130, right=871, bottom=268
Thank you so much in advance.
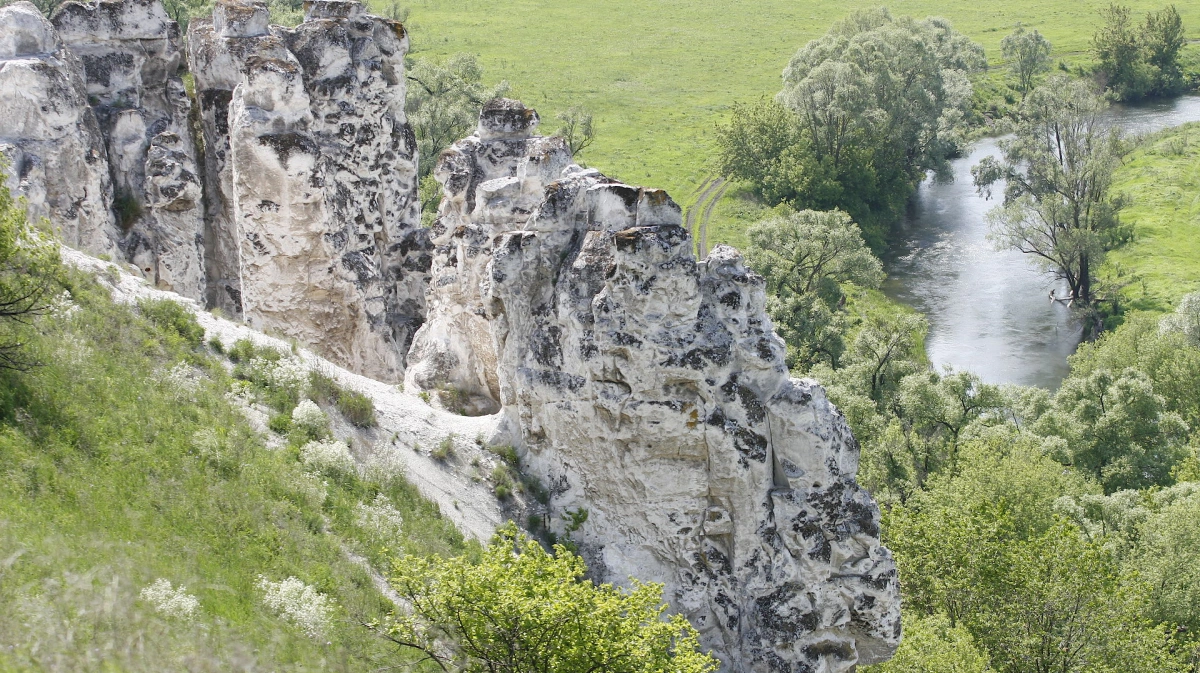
left=882, top=95, right=1200, bottom=390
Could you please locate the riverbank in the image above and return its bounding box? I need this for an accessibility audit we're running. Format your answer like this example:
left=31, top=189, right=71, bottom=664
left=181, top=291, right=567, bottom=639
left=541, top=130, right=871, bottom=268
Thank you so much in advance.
left=1103, top=122, right=1200, bottom=315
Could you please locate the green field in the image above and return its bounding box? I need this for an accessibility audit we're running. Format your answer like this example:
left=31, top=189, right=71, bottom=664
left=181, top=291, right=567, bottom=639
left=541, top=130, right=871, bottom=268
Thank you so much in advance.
left=1104, top=122, right=1200, bottom=313
left=392, top=0, right=1200, bottom=249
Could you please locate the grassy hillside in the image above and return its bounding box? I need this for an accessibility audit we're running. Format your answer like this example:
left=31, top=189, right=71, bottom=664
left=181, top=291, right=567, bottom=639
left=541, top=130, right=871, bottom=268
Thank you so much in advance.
left=392, top=0, right=1200, bottom=248
left=0, top=267, right=472, bottom=670
left=1104, top=122, right=1200, bottom=313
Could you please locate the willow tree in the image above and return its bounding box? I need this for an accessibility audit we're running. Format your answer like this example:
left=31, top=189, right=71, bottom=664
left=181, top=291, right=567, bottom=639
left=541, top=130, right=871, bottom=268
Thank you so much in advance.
left=1001, top=25, right=1052, bottom=97
left=972, top=76, right=1125, bottom=307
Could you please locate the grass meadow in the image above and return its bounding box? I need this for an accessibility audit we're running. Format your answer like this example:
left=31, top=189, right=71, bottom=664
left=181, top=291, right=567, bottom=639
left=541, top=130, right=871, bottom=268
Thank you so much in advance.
left=1105, top=121, right=1200, bottom=313
left=390, top=0, right=1200, bottom=250
left=0, top=270, right=473, bottom=670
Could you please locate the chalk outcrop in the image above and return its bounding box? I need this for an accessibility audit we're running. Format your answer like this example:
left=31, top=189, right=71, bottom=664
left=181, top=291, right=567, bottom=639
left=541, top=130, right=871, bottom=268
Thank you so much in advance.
left=0, top=1, right=121, bottom=259
left=189, top=0, right=428, bottom=380
left=411, top=100, right=901, bottom=672
left=51, top=0, right=205, bottom=300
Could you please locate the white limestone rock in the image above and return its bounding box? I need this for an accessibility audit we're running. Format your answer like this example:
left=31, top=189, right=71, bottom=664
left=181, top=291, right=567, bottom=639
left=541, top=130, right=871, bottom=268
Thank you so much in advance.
left=413, top=99, right=902, bottom=672
left=187, top=0, right=289, bottom=315
left=195, top=0, right=428, bottom=381
left=405, top=98, right=571, bottom=415
left=0, top=1, right=120, bottom=259
left=51, top=0, right=206, bottom=300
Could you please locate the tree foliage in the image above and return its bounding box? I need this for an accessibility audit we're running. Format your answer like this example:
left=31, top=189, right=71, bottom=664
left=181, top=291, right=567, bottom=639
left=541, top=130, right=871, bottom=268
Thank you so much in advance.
left=0, top=160, right=60, bottom=370
left=717, top=9, right=984, bottom=249
left=885, top=440, right=1194, bottom=673
left=973, top=76, right=1127, bottom=309
left=555, top=106, right=596, bottom=157
left=745, top=209, right=882, bottom=369
left=1033, top=368, right=1189, bottom=492
left=1093, top=4, right=1187, bottom=100
left=406, top=54, right=510, bottom=180
left=376, top=525, right=719, bottom=673
left=861, top=612, right=993, bottom=673
left=1001, top=25, right=1052, bottom=97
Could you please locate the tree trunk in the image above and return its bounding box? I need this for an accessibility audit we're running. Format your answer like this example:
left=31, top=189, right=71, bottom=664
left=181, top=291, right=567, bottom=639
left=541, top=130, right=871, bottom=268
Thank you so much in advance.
left=1079, top=253, right=1091, bottom=303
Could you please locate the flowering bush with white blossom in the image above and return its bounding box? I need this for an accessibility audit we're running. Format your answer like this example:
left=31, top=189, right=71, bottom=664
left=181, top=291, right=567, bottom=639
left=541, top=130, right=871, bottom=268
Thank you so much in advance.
left=165, top=361, right=202, bottom=399
left=139, top=578, right=200, bottom=621
left=300, top=438, right=354, bottom=474
left=257, top=575, right=334, bottom=640
left=356, top=494, right=405, bottom=541
left=292, top=399, right=329, bottom=436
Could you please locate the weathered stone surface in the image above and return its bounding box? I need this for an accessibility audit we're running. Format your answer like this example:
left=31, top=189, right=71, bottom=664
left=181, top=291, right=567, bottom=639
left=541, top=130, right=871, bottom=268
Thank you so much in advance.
left=0, top=1, right=120, bottom=259
left=188, top=0, right=287, bottom=315
left=404, top=98, right=571, bottom=414
left=51, top=0, right=205, bottom=300
left=413, top=100, right=902, bottom=671
left=190, top=0, right=428, bottom=380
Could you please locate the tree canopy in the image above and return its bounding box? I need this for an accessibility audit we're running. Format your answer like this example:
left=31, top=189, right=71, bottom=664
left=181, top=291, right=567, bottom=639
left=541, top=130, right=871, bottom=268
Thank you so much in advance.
left=375, top=525, right=719, bottom=673
left=717, top=9, right=984, bottom=249
left=973, top=76, right=1127, bottom=311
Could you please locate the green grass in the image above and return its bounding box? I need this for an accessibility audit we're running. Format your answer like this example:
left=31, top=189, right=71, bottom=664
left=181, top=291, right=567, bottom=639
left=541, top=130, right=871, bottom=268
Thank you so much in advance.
left=0, top=270, right=473, bottom=670
left=393, top=0, right=1200, bottom=247
left=1103, top=122, right=1200, bottom=314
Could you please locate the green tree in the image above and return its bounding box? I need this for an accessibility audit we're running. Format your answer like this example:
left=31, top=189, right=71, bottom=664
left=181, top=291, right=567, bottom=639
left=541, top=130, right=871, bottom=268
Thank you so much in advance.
left=844, top=312, right=927, bottom=406
left=1001, top=25, right=1052, bottom=97
left=1034, top=368, right=1189, bottom=492
left=406, top=54, right=510, bottom=180
left=744, top=209, right=883, bottom=370
left=973, top=76, right=1126, bottom=308
left=375, top=525, right=719, bottom=673
left=886, top=438, right=1192, bottom=673
left=1136, top=487, right=1200, bottom=632
left=1093, top=4, right=1187, bottom=100
left=0, top=160, right=60, bottom=370
left=899, top=368, right=1004, bottom=481
left=1093, top=4, right=1152, bottom=100
left=862, top=612, right=993, bottom=673
left=1143, top=5, right=1187, bottom=96
left=555, top=105, right=596, bottom=156
left=718, top=9, right=984, bottom=249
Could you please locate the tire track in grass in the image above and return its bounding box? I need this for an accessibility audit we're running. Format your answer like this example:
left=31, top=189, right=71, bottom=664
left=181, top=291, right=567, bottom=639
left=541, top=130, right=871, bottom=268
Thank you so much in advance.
left=697, top=178, right=728, bottom=259
left=685, top=175, right=720, bottom=240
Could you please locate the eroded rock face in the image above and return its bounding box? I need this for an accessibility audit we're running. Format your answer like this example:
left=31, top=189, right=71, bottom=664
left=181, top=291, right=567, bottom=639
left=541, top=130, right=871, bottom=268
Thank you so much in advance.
left=51, top=0, right=205, bottom=300
left=0, top=1, right=120, bottom=259
left=405, top=98, right=572, bottom=414
left=414, top=100, right=901, bottom=671
left=190, top=0, right=428, bottom=380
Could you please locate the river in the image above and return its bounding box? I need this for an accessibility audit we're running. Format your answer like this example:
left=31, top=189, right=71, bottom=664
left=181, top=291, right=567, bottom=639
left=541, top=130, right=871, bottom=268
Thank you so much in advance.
left=881, top=95, right=1200, bottom=390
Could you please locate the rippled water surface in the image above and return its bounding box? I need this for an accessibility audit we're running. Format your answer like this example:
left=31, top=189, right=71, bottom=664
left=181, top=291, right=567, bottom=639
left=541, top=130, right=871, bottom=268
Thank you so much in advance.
left=882, top=95, right=1200, bottom=390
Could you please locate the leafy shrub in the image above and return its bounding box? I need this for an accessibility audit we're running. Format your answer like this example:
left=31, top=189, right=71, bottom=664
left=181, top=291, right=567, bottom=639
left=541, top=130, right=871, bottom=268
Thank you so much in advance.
left=376, top=525, right=718, bottom=673
left=308, top=370, right=377, bottom=427
left=336, top=388, right=376, bottom=428
left=138, top=298, right=204, bottom=348
left=291, top=399, right=329, bottom=441
left=432, top=434, right=455, bottom=462
left=268, top=412, right=292, bottom=435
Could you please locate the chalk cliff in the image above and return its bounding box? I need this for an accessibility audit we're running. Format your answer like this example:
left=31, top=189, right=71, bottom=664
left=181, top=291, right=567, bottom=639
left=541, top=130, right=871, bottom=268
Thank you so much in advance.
left=189, top=0, right=428, bottom=380
left=0, top=1, right=121, bottom=260
left=52, top=0, right=206, bottom=300
left=1, top=2, right=901, bottom=663
left=409, top=99, right=902, bottom=672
